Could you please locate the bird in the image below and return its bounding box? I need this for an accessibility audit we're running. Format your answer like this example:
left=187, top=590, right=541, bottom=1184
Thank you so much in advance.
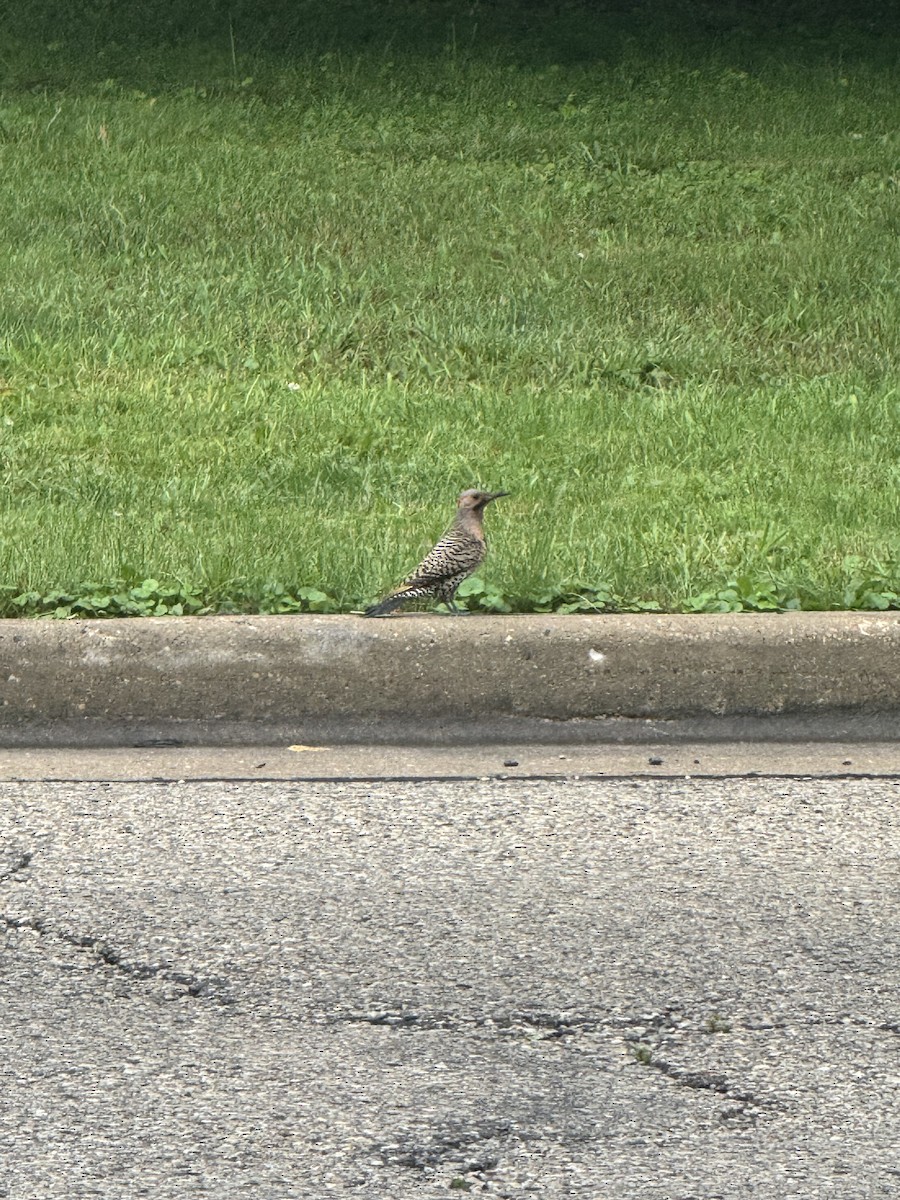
left=364, top=489, right=508, bottom=617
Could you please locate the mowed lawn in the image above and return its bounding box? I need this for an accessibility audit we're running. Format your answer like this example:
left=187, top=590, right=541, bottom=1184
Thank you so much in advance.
left=0, top=1, right=897, bottom=612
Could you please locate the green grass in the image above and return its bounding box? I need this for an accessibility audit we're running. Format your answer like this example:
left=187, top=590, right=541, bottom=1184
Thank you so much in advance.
left=0, top=1, right=898, bottom=613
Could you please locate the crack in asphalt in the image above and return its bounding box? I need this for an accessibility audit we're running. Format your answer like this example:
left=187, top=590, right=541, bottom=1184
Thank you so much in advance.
left=329, top=1005, right=685, bottom=1038
left=331, top=1004, right=790, bottom=1121
left=1, top=913, right=235, bottom=1006
left=2, top=844, right=233, bottom=1005
left=638, top=1055, right=775, bottom=1111
left=0, top=849, right=35, bottom=885
left=330, top=1001, right=892, bottom=1039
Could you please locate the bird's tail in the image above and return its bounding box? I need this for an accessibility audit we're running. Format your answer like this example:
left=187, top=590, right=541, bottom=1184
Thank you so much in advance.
left=363, top=590, right=412, bottom=618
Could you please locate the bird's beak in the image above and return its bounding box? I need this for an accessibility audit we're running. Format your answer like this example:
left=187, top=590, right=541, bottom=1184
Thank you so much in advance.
left=486, top=491, right=509, bottom=502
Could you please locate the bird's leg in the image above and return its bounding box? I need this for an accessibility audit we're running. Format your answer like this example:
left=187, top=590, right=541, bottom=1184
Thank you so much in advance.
left=444, top=599, right=471, bottom=615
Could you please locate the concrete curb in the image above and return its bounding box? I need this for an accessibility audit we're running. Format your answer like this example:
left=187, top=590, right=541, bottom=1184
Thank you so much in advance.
left=1, top=612, right=899, bottom=747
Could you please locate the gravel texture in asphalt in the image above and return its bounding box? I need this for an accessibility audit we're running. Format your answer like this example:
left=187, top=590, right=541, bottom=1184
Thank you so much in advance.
left=2, top=776, right=900, bottom=1198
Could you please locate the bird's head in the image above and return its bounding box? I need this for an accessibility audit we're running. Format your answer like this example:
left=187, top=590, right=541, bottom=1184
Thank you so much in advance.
left=457, top=488, right=509, bottom=513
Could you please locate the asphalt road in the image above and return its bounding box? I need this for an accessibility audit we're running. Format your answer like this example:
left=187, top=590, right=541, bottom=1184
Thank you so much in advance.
left=3, top=740, right=900, bottom=782
left=2, top=771, right=900, bottom=1198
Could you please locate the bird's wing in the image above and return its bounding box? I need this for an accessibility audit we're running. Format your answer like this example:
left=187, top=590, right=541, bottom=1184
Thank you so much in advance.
left=399, top=531, right=480, bottom=591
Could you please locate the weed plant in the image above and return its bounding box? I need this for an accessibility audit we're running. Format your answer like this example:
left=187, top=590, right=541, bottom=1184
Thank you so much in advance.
left=0, top=1, right=897, bottom=613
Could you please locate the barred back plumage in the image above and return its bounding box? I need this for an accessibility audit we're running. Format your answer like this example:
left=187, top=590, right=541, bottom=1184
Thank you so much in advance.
left=364, top=489, right=508, bottom=617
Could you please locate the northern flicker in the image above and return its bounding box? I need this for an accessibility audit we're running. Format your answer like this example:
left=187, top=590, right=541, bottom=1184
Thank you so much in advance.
left=364, top=489, right=508, bottom=617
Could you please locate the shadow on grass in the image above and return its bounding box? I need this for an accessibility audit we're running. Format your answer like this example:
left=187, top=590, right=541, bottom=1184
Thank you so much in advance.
left=3, top=0, right=897, bottom=93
